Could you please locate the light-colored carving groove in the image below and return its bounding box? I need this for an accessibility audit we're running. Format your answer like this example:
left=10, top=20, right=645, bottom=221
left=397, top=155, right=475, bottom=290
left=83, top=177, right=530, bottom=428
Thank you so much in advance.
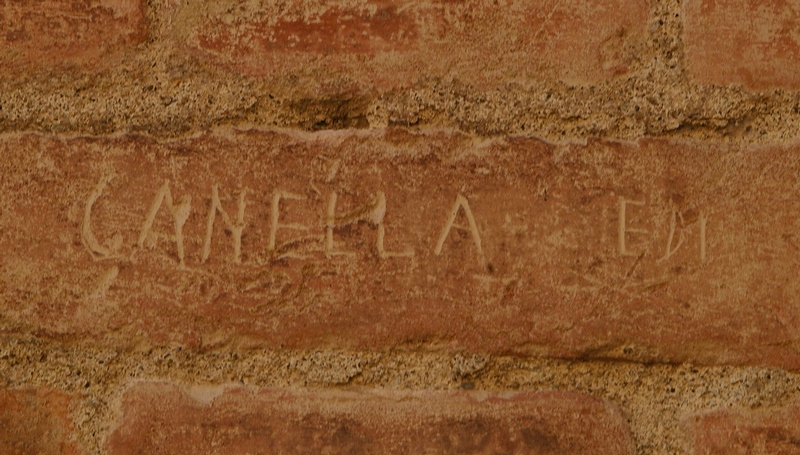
left=325, top=191, right=412, bottom=259
left=138, top=181, right=192, bottom=267
left=325, top=159, right=341, bottom=183
left=657, top=210, right=709, bottom=263
left=202, top=185, right=246, bottom=264
left=700, top=213, right=707, bottom=262
left=531, top=0, right=563, bottom=45
left=269, top=191, right=311, bottom=259
left=658, top=210, right=685, bottom=262
left=88, top=266, right=119, bottom=300
left=325, top=192, right=356, bottom=257
left=618, top=197, right=647, bottom=257
left=81, top=176, right=122, bottom=260
left=374, top=192, right=413, bottom=259
left=434, top=194, right=485, bottom=266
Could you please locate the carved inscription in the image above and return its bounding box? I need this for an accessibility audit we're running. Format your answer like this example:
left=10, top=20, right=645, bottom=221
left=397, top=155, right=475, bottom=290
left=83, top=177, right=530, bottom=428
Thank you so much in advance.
left=85, top=186, right=455, bottom=265
left=82, top=176, right=122, bottom=260
left=137, top=181, right=192, bottom=267
left=7, top=131, right=799, bottom=368
left=658, top=210, right=707, bottom=263
left=269, top=191, right=308, bottom=258
left=618, top=198, right=646, bottom=257
left=619, top=197, right=708, bottom=262
left=435, top=194, right=485, bottom=266
left=91, top=188, right=708, bottom=271
left=203, top=185, right=246, bottom=264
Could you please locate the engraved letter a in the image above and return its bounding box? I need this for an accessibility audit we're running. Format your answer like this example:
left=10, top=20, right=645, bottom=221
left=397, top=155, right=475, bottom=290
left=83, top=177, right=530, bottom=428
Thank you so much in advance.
left=434, top=194, right=486, bottom=267
left=137, top=181, right=191, bottom=267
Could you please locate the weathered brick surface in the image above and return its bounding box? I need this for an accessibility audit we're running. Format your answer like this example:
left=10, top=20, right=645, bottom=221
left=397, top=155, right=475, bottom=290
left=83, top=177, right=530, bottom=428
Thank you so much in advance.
left=107, top=382, right=634, bottom=455
left=1, top=0, right=800, bottom=452
left=0, top=0, right=146, bottom=72
left=685, top=403, right=800, bottom=454
left=4, top=130, right=800, bottom=368
left=683, top=0, right=800, bottom=89
left=172, top=0, right=650, bottom=88
left=0, top=388, right=80, bottom=455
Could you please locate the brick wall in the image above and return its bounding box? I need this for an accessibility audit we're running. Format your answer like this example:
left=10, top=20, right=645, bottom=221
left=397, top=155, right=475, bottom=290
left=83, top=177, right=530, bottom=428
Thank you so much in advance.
left=3, top=1, right=800, bottom=454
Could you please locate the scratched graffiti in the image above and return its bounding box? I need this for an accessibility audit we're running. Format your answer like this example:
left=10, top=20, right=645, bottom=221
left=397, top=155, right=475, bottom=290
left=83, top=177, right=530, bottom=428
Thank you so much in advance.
left=3, top=131, right=798, bottom=368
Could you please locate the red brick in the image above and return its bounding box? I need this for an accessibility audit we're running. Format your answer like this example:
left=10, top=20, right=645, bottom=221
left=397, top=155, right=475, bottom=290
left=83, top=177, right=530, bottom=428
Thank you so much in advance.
left=172, top=0, right=650, bottom=88
left=683, top=0, right=800, bottom=89
left=0, top=0, right=146, bottom=73
left=106, top=382, right=634, bottom=455
left=5, top=131, right=800, bottom=368
left=685, top=403, right=800, bottom=454
left=0, top=388, right=81, bottom=455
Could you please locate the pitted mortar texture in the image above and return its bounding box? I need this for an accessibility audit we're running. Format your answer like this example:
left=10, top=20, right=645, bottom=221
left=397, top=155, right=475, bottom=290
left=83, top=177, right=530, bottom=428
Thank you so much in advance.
left=2, top=338, right=800, bottom=455
left=3, top=1, right=800, bottom=455
left=0, top=0, right=796, bottom=144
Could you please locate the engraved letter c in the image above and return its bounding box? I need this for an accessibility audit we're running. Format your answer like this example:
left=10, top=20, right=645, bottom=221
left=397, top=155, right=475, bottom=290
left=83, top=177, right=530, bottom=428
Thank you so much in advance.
left=82, top=176, right=122, bottom=260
